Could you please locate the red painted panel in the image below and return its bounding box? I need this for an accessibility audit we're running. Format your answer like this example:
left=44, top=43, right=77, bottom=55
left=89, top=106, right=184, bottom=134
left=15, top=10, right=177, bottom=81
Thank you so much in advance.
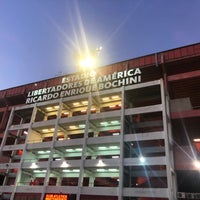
left=168, top=70, right=200, bottom=81
left=0, top=90, right=6, bottom=99
left=194, top=44, right=200, bottom=54
left=171, top=109, right=200, bottom=119
left=139, top=57, right=145, bottom=66
left=6, top=87, right=25, bottom=97
left=174, top=49, right=181, bottom=59
left=168, top=51, right=175, bottom=60
left=187, top=46, right=195, bottom=55
left=180, top=48, right=188, bottom=57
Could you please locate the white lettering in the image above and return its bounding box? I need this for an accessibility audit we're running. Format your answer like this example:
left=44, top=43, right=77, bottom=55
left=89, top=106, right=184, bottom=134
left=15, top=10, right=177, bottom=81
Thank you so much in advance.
left=26, top=68, right=142, bottom=104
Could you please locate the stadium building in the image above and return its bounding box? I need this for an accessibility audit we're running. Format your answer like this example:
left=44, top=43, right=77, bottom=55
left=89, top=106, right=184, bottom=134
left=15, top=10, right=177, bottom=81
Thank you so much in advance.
left=0, top=43, right=200, bottom=200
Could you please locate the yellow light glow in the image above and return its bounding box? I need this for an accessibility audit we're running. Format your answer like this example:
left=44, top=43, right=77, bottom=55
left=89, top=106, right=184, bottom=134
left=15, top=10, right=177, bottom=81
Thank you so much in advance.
left=109, top=105, right=116, bottom=108
left=73, top=102, right=80, bottom=106
left=79, top=55, right=95, bottom=69
left=82, top=101, right=88, bottom=105
left=42, top=129, right=49, bottom=133
left=69, top=125, right=76, bottom=129
left=46, top=107, right=52, bottom=111
left=102, top=97, right=110, bottom=102
left=112, top=95, right=120, bottom=100
left=63, top=112, right=69, bottom=115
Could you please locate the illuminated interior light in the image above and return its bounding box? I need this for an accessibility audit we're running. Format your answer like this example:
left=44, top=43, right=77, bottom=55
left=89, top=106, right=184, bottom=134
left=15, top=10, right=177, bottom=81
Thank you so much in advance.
left=111, top=120, right=119, bottom=124
left=46, top=107, right=53, bottom=111
left=66, top=148, right=82, bottom=152
left=108, top=168, right=118, bottom=172
left=75, top=148, right=82, bottom=151
left=42, top=129, right=49, bottom=133
left=109, top=105, right=116, bottom=108
left=73, top=102, right=80, bottom=106
left=193, top=138, right=200, bottom=142
left=109, top=146, right=119, bottom=149
left=100, top=121, right=108, bottom=126
left=91, top=107, right=96, bottom=111
left=38, top=151, right=44, bottom=154
left=58, top=137, right=64, bottom=141
left=98, top=146, right=107, bottom=150
left=112, top=155, right=119, bottom=158
left=72, top=169, right=80, bottom=172
left=79, top=124, right=85, bottom=128
left=62, top=169, right=71, bottom=172
left=81, top=109, right=86, bottom=113
left=66, top=149, right=74, bottom=152
left=23, top=131, right=28, bottom=135
left=112, top=95, right=120, bottom=100
left=38, top=150, right=50, bottom=154
left=113, top=133, right=120, bottom=136
left=54, top=106, right=59, bottom=109
left=50, top=128, right=55, bottom=131
left=82, top=101, right=88, bottom=105
left=33, top=170, right=46, bottom=173
left=54, top=158, right=61, bottom=161
left=102, top=97, right=110, bottom=102
left=96, top=169, right=105, bottom=172
left=63, top=112, right=69, bottom=115
left=69, top=125, right=76, bottom=129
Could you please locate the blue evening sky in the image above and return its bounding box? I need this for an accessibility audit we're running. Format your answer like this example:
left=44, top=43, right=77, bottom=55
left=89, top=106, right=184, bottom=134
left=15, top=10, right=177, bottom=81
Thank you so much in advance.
left=0, top=0, right=200, bottom=90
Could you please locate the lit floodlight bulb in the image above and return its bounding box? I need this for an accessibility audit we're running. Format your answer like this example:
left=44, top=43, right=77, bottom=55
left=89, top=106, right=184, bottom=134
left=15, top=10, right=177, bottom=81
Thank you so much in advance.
left=96, top=46, right=103, bottom=56
left=79, top=55, right=95, bottom=69
left=139, top=156, right=145, bottom=163
left=193, top=160, right=200, bottom=169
